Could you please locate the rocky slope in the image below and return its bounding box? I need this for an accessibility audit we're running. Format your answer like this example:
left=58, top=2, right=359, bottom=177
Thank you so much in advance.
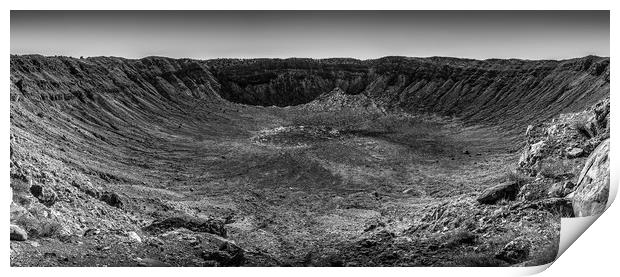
left=9, top=54, right=610, bottom=267
left=515, top=97, right=610, bottom=217
left=12, top=54, right=608, bottom=126
left=209, top=56, right=609, bottom=127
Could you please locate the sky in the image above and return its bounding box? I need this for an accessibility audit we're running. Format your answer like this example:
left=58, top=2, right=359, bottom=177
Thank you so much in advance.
left=10, top=10, right=610, bottom=60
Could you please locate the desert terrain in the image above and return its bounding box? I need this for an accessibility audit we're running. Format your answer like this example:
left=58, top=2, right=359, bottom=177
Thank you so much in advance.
left=10, top=55, right=610, bottom=266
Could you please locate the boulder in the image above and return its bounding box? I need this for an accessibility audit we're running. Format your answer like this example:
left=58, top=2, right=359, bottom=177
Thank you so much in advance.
left=547, top=181, right=575, bottom=198
left=146, top=236, right=165, bottom=246
left=476, top=182, right=520, bottom=205
left=201, top=241, right=245, bottom=266
left=572, top=139, right=610, bottom=217
left=127, top=231, right=142, bottom=243
left=135, top=258, right=170, bottom=267
left=582, top=100, right=610, bottom=139
left=10, top=202, right=29, bottom=220
left=402, top=188, right=420, bottom=196
left=144, top=216, right=227, bottom=237
left=566, top=147, right=584, bottom=159
left=525, top=125, right=534, bottom=137
left=593, top=99, right=610, bottom=137
left=30, top=184, right=58, bottom=207
left=496, top=238, right=531, bottom=264
left=99, top=192, right=123, bottom=208
left=564, top=181, right=576, bottom=191
left=518, top=140, right=547, bottom=169
left=10, top=224, right=28, bottom=241
left=547, top=182, right=563, bottom=198
left=83, top=228, right=101, bottom=237
left=545, top=124, right=558, bottom=136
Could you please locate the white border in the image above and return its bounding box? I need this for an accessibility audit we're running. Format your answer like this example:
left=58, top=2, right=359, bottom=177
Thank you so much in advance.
left=3, top=1, right=618, bottom=277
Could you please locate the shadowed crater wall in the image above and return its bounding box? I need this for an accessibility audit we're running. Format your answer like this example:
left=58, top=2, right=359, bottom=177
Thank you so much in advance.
left=12, top=55, right=609, bottom=128
left=209, top=56, right=609, bottom=126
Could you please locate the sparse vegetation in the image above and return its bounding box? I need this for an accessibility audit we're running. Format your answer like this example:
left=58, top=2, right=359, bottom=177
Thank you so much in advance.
left=505, top=167, right=533, bottom=185
left=570, top=118, right=592, bottom=139
left=38, top=221, right=64, bottom=238
left=538, top=160, right=573, bottom=180
left=441, top=229, right=477, bottom=248
left=12, top=217, right=63, bottom=238
left=528, top=237, right=559, bottom=266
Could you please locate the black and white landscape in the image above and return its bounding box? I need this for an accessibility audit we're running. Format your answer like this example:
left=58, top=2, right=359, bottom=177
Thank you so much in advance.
left=9, top=11, right=610, bottom=267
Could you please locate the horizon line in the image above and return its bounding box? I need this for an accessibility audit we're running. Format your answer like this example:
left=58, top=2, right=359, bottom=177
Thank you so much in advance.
left=9, top=53, right=610, bottom=63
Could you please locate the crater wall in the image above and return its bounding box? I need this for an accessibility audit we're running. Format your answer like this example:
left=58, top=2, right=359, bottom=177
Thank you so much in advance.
left=208, top=56, right=610, bottom=126
left=11, top=55, right=610, bottom=128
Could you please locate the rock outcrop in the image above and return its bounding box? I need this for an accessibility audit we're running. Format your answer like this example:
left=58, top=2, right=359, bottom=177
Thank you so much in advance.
left=566, top=147, right=584, bottom=159
left=99, top=192, right=123, bottom=208
left=201, top=241, right=245, bottom=266
left=547, top=181, right=575, bottom=198
left=144, top=216, right=227, bottom=237
left=476, top=182, right=520, bottom=204
left=10, top=224, right=28, bottom=241
left=508, top=95, right=610, bottom=219
left=127, top=231, right=142, bottom=243
left=518, top=141, right=547, bottom=173
left=29, top=183, right=58, bottom=207
left=582, top=98, right=610, bottom=139
left=496, top=238, right=531, bottom=264
left=571, top=139, right=610, bottom=217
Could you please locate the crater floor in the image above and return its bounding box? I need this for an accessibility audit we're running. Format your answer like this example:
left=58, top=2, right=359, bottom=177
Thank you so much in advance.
left=11, top=97, right=557, bottom=266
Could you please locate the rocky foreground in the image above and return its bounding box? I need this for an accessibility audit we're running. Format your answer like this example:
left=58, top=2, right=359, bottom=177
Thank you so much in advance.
left=10, top=55, right=610, bottom=266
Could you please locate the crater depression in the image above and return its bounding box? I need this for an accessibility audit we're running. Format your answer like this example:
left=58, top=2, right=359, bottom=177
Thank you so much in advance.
left=9, top=55, right=610, bottom=266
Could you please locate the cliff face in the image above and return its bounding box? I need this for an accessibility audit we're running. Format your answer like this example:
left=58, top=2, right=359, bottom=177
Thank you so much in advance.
left=208, top=58, right=369, bottom=107
left=11, top=55, right=609, bottom=127
left=208, top=56, right=610, bottom=126
left=10, top=55, right=235, bottom=207
left=10, top=55, right=229, bottom=150
left=11, top=55, right=223, bottom=103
